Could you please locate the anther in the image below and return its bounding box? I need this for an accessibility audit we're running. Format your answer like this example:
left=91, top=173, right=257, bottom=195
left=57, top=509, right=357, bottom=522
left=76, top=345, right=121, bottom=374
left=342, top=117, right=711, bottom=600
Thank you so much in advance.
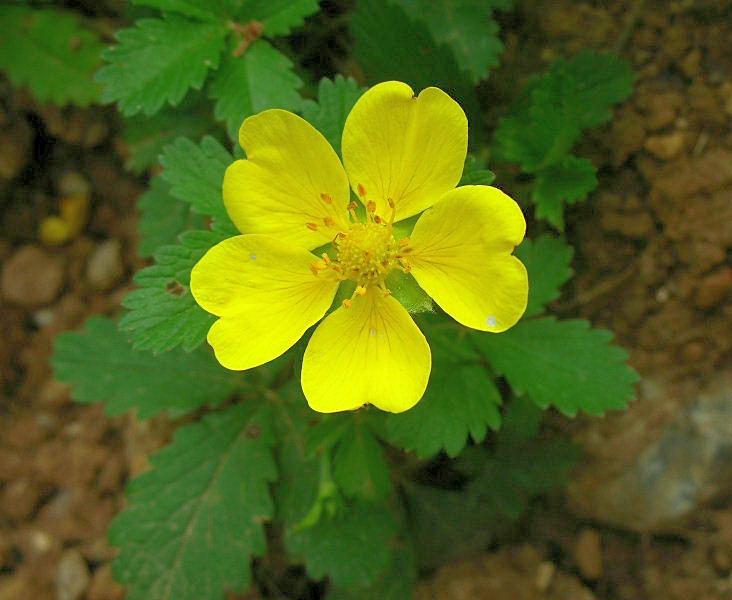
left=399, top=237, right=410, bottom=246
left=323, top=216, right=335, bottom=228
left=342, top=298, right=352, bottom=309
left=321, top=253, right=331, bottom=265
left=366, top=201, right=376, bottom=213
left=306, top=222, right=319, bottom=231
left=355, top=286, right=366, bottom=296
left=320, top=192, right=333, bottom=204
left=357, top=184, right=367, bottom=197
left=374, top=215, right=383, bottom=224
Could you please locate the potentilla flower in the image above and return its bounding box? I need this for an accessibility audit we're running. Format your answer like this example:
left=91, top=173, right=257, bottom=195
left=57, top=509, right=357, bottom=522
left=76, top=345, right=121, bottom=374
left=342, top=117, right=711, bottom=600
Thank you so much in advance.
left=190, top=81, right=528, bottom=413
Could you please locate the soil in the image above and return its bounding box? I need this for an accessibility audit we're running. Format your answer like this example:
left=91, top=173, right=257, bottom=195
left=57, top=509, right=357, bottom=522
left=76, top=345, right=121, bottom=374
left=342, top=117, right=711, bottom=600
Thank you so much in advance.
left=2, top=0, right=732, bottom=599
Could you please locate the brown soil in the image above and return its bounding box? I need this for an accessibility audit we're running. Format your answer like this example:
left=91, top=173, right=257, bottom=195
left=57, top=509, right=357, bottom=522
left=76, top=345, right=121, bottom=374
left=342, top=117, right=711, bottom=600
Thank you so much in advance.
left=2, top=1, right=732, bottom=599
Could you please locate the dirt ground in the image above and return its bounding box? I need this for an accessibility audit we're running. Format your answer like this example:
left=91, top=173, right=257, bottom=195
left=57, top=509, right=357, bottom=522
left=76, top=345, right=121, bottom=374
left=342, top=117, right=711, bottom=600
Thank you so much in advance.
left=3, top=1, right=732, bottom=599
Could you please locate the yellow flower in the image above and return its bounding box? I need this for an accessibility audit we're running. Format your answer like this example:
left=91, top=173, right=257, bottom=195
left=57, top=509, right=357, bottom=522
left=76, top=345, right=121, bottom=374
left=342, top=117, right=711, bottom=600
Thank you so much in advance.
left=191, top=81, right=528, bottom=414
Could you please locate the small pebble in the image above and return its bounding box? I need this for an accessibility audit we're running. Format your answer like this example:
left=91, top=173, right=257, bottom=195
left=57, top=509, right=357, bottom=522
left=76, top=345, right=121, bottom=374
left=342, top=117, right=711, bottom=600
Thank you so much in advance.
left=574, top=528, right=603, bottom=581
left=85, top=239, right=124, bottom=291
left=1, top=245, right=65, bottom=306
left=56, top=549, right=90, bottom=600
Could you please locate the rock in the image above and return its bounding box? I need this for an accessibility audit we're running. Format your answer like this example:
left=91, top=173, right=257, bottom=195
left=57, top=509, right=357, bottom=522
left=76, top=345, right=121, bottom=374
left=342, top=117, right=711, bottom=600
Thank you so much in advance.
left=694, top=267, right=732, bottom=309
left=644, top=131, right=686, bottom=161
left=0, top=479, right=42, bottom=521
left=87, top=564, right=125, bottom=600
left=0, top=117, right=32, bottom=180
left=679, top=48, right=701, bottom=78
left=569, top=371, right=732, bottom=531
left=574, top=528, right=603, bottom=580
left=1, top=245, right=65, bottom=306
left=85, top=239, right=124, bottom=291
left=642, top=92, right=682, bottom=131
left=416, top=545, right=595, bottom=600
left=56, top=549, right=90, bottom=600
left=600, top=211, right=655, bottom=239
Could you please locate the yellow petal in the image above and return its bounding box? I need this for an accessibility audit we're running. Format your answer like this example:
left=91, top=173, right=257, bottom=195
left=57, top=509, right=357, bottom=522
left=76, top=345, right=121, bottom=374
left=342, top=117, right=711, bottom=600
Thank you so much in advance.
left=342, top=81, right=467, bottom=222
left=191, top=234, right=338, bottom=370
left=224, top=109, right=350, bottom=250
left=408, top=185, right=528, bottom=332
left=301, top=289, right=431, bottom=413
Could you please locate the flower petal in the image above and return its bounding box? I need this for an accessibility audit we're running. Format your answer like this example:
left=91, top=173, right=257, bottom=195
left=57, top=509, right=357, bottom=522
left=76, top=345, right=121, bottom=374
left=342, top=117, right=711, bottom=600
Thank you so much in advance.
left=191, top=234, right=339, bottom=370
left=408, top=185, right=528, bottom=332
left=224, top=109, right=350, bottom=250
left=342, top=81, right=467, bottom=222
left=301, top=289, right=431, bottom=413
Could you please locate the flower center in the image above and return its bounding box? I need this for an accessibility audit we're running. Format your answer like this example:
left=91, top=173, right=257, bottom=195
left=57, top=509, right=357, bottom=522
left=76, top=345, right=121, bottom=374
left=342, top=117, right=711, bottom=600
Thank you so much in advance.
left=335, top=222, right=398, bottom=286
left=308, top=186, right=413, bottom=307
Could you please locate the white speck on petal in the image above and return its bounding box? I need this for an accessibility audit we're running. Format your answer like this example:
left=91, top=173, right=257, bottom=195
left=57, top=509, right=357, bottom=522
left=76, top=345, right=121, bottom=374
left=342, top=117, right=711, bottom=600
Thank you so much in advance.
left=486, top=315, right=497, bottom=328
left=369, top=327, right=377, bottom=337
left=249, top=253, right=257, bottom=261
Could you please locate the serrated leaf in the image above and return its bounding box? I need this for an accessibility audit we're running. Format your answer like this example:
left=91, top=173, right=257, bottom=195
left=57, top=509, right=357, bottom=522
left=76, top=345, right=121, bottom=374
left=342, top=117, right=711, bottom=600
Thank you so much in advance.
left=301, top=75, right=365, bottom=155
left=387, top=361, right=501, bottom=458
left=392, top=0, right=507, bottom=83
left=137, top=176, right=207, bottom=258
left=0, top=6, right=103, bottom=106
left=351, top=0, right=481, bottom=138
left=97, top=16, right=226, bottom=116
left=327, top=546, right=416, bottom=600
left=121, top=100, right=216, bottom=173
left=210, top=41, right=303, bottom=138
left=53, top=317, right=236, bottom=418
left=333, top=422, right=392, bottom=502
left=285, top=503, right=399, bottom=588
left=474, top=317, right=639, bottom=416
left=515, top=234, right=574, bottom=317
left=131, top=0, right=236, bottom=21
left=110, top=402, right=276, bottom=600
left=120, top=230, right=229, bottom=353
left=493, top=50, right=633, bottom=172
left=242, top=0, right=320, bottom=36
left=532, top=155, right=597, bottom=229
left=160, top=136, right=233, bottom=222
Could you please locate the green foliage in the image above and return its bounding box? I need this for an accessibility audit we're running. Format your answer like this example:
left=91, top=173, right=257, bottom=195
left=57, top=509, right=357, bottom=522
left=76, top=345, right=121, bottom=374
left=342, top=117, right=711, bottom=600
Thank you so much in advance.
left=515, top=234, right=574, bottom=317
left=285, top=503, right=399, bottom=589
left=532, top=155, right=598, bottom=229
left=131, top=0, right=237, bottom=21
left=242, top=0, right=321, bottom=36
left=387, top=359, right=502, bottom=458
left=392, top=0, right=510, bottom=83
left=302, top=76, right=365, bottom=155
left=0, top=6, right=103, bottom=106
left=110, top=402, right=277, bottom=600
left=97, top=16, right=227, bottom=116
left=120, top=230, right=229, bottom=353
left=332, top=421, right=392, bottom=502
left=52, top=317, right=236, bottom=418
left=475, top=318, right=639, bottom=416
left=160, top=136, right=233, bottom=223
left=351, top=0, right=481, bottom=134
left=137, top=176, right=207, bottom=258
left=493, top=50, right=633, bottom=227
left=211, top=41, right=303, bottom=138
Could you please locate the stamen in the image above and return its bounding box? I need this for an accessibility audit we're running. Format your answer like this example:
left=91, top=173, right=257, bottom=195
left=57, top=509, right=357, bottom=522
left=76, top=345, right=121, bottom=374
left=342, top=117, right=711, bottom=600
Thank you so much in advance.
left=320, top=192, right=333, bottom=204
left=357, top=184, right=367, bottom=197
left=306, top=222, right=319, bottom=231
left=321, top=253, right=331, bottom=265
left=343, top=298, right=352, bottom=309
left=323, top=216, right=335, bottom=228
left=366, top=201, right=376, bottom=213
left=355, top=285, right=366, bottom=296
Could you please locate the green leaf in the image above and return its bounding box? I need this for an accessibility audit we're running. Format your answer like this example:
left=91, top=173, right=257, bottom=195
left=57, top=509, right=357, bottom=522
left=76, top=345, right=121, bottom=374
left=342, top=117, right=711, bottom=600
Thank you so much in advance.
left=392, top=0, right=507, bottom=83
left=97, top=16, right=226, bottom=116
left=137, top=176, right=207, bottom=258
left=493, top=51, right=633, bottom=172
left=351, top=0, right=481, bottom=138
left=387, top=361, right=501, bottom=458
left=385, top=270, right=432, bottom=314
left=532, top=155, right=597, bottom=230
left=131, top=0, right=235, bottom=21
left=474, top=317, right=639, bottom=416
left=120, top=230, right=229, bottom=353
left=302, top=75, right=365, bottom=155
left=333, top=421, right=392, bottom=502
left=0, top=6, right=103, bottom=106
left=121, top=100, right=216, bottom=173
left=459, top=154, right=496, bottom=186
left=210, top=41, right=303, bottom=138
left=327, top=546, right=416, bottom=600
left=160, top=136, right=233, bottom=223
left=110, top=402, right=277, bottom=600
left=515, top=234, right=574, bottom=317
left=242, top=0, right=321, bottom=36
left=285, top=503, right=399, bottom=588
left=52, top=317, right=236, bottom=418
